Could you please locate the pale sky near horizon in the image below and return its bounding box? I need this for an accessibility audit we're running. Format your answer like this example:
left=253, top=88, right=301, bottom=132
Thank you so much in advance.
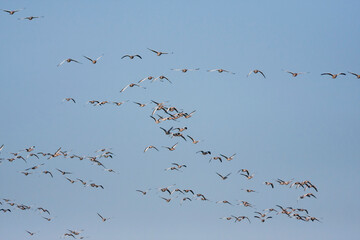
left=1, top=1, right=360, bottom=239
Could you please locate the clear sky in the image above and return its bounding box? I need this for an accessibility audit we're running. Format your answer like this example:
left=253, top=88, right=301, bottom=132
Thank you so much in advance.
left=1, top=0, right=360, bottom=239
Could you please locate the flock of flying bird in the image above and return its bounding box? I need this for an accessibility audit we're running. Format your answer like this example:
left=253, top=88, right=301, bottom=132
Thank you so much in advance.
left=4, top=5, right=355, bottom=239
left=0, top=144, right=117, bottom=238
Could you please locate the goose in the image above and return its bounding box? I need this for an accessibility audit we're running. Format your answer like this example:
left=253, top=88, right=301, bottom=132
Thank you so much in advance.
left=67, top=230, right=82, bottom=236
left=209, top=156, right=222, bottom=163
left=25, top=163, right=44, bottom=171
left=160, top=127, right=173, bottom=135
left=77, top=179, right=87, bottom=186
left=57, top=58, right=81, bottom=67
left=284, top=70, right=309, bottom=77
left=64, top=233, right=76, bottom=238
left=27, top=153, right=39, bottom=159
left=264, top=182, right=274, bottom=188
left=24, top=146, right=35, bottom=152
left=180, top=197, right=192, bottom=204
left=26, top=230, right=35, bottom=236
left=48, top=147, right=62, bottom=159
left=120, top=83, right=145, bottom=93
left=162, top=143, right=178, bottom=151
left=136, top=190, right=148, bottom=195
left=16, top=155, right=27, bottom=162
left=184, top=110, right=196, bottom=119
left=196, top=150, right=211, bottom=155
left=21, top=171, right=32, bottom=176
left=150, top=115, right=162, bottom=124
left=42, top=217, right=52, bottom=221
left=183, top=189, right=194, bottom=195
left=321, top=72, right=346, bottom=78
left=299, top=193, right=316, bottom=200
left=89, top=183, right=104, bottom=189
left=216, top=200, right=233, bottom=205
left=305, top=216, right=320, bottom=222
left=138, top=76, right=154, bottom=83
left=88, top=100, right=99, bottom=105
left=56, top=168, right=72, bottom=175
left=1, top=8, right=25, bottom=15
left=276, top=179, right=292, bottom=185
left=113, top=101, right=128, bottom=106
left=144, top=145, right=159, bottom=152
left=174, top=127, right=187, bottom=132
left=19, top=16, right=44, bottom=21
left=170, top=189, right=184, bottom=194
left=95, top=101, right=109, bottom=106
left=247, top=69, right=266, bottom=78
left=232, top=215, right=251, bottom=223
left=160, top=197, right=171, bottom=202
left=241, top=173, right=254, bottom=180
left=172, top=163, right=186, bottom=168
left=254, top=216, right=272, bottom=222
left=165, top=166, right=179, bottom=171
left=133, top=102, right=147, bottom=107
left=152, top=75, right=172, bottom=83
left=121, top=55, right=142, bottom=59
left=37, top=207, right=50, bottom=214
left=207, top=69, right=235, bottom=74
left=216, top=172, right=231, bottom=180
left=219, top=153, right=236, bottom=161
left=0, top=208, right=11, bottom=212
left=97, top=213, right=109, bottom=222
left=238, top=201, right=252, bottom=207
left=171, top=68, right=199, bottom=72
left=63, top=98, right=76, bottom=103
left=147, top=48, right=172, bottom=56
left=42, top=171, right=53, bottom=178
left=171, top=132, right=187, bottom=141
left=83, top=54, right=103, bottom=64
left=158, top=185, right=175, bottom=194
left=242, top=189, right=256, bottom=193
left=238, top=169, right=249, bottom=176
left=187, top=135, right=200, bottom=144
left=65, top=177, right=76, bottom=184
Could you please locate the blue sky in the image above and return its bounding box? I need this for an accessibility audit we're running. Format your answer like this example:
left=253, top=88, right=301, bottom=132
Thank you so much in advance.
left=1, top=0, right=360, bottom=239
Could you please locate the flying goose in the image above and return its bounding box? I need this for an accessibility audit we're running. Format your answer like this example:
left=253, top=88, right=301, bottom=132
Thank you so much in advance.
left=83, top=54, right=103, bottom=64
left=247, top=69, right=266, bottom=78
left=57, top=58, right=81, bottom=67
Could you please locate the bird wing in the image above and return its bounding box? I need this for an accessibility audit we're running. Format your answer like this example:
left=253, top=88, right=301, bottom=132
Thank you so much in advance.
left=259, top=70, right=266, bottom=78
left=57, top=59, right=67, bottom=67
left=120, top=85, right=129, bottom=92
left=83, top=56, right=94, bottom=62
left=54, top=147, right=61, bottom=155
left=71, top=59, right=81, bottom=64
left=216, top=172, right=223, bottom=178
left=96, top=54, right=104, bottom=61
left=147, top=48, right=158, bottom=54
left=187, top=135, right=194, bottom=142
left=348, top=71, right=357, bottom=76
